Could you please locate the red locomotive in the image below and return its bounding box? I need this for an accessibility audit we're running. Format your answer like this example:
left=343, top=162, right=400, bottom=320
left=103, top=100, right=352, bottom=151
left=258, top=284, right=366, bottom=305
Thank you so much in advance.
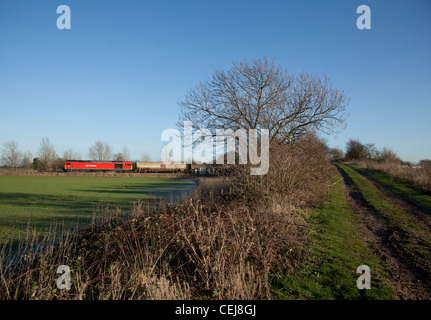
left=64, top=160, right=133, bottom=172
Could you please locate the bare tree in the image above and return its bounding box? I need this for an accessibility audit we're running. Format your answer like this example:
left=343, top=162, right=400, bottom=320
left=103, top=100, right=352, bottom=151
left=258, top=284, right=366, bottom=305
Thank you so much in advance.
left=365, top=143, right=379, bottom=160
left=21, top=151, right=33, bottom=168
left=122, top=145, right=130, bottom=161
left=38, top=137, right=57, bottom=171
left=88, top=141, right=112, bottom=161
left=1, top=140, right=22, bottom=169
left=345, top=139, right=368, bottom=160
left=328, top=147, right=344, bottom=161
left=141, top=152, right=151, bottom=162
left=63, top=149, right=82, bottom=161
left=178, top=58, right=348, bottom=144
left=113, top=153, right=125, bottom=161
left=345, top=139, right=382, bottom=161
left=112, top=146, right=130, bottom=162
left=378, top=147, right=400, bottom=163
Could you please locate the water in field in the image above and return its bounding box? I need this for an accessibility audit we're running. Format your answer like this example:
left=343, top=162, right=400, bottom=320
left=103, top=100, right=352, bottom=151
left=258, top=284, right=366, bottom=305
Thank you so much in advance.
left=148, top=179, right=197, bottom=203
left=0, top=176, right=197, bottom=246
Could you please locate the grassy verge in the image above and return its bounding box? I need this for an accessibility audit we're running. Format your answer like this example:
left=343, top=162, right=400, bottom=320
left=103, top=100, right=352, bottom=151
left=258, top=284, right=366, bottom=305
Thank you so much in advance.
left=348, top=163, right=431, bottom=210
left=272, top=169, right=394, bottom=299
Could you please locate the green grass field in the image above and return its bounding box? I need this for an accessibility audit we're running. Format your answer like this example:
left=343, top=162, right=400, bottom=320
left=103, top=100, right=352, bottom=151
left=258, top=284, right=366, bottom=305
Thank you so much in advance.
left=0, top=175, right=195, bottom=244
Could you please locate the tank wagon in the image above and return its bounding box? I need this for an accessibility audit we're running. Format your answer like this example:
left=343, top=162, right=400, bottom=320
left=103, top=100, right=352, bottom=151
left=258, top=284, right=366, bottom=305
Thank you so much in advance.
left=134, top=162, right=191, bottom=173
left=64, top=160, right=133, bottom=172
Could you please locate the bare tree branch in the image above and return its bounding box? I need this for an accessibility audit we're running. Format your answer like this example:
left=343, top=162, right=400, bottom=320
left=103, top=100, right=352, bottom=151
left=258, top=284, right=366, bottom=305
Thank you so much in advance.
left=177, top=58, right=348, bottom=143
left=88, top=141, right=112, bottom=161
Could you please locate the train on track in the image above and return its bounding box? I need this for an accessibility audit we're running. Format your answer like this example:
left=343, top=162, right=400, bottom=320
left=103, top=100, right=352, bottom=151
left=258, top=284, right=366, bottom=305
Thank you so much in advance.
left=134, top=161, right=190, bottom=173
left=64, top=160, right=220, bottom=174
left=64, top=160, right=134, bottom=172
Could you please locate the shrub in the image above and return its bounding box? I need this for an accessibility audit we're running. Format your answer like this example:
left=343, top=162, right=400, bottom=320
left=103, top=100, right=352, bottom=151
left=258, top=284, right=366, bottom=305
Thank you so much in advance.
left=234, top=134, right=335, bottom=210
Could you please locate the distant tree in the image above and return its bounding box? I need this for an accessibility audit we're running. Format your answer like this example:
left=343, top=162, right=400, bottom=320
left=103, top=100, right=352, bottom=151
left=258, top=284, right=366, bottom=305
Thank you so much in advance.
left=37, top=137, right=57, bottom=171
left=122, top=146, right=130, bottom=161
left=63, top=149, right=73, bottom=161
left=364, top=143, right=379, bottom=160
left=113, top=153, right=125, bottom=161
left=112, top=146, right=130, bottom=162
left=88, top=141, right=112, bottom=161
left=419, top=159, right=431, bottom=166
left=328, top=147, right=344, bottom=161
left=63, top=149, right=82, bottom=161
left=141, top=152, right=151, bottom=162
left=378, top=147, right=400, bottom=163
left=21, top=151, right=33, bottom=168
left=52, top=157, right=66, bottom=172
left=32, top=157, right=41, bottom=171
left=419, top=160, right=431, bottom=176
left=1, top=140, right=22, bottom=169
left=345, top=139, right=369, bottom=160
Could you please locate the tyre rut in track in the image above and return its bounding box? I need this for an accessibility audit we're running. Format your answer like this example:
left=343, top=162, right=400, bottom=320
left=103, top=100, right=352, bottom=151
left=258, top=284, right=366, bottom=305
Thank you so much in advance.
left=336, top=166, right=431, bottom=300
left=351, top=168, right=431, bottom=232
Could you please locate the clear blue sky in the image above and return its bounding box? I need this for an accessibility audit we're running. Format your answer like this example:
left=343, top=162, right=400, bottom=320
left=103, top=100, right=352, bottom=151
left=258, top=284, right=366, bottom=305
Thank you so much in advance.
left=0, top=0, right=430, bottom=162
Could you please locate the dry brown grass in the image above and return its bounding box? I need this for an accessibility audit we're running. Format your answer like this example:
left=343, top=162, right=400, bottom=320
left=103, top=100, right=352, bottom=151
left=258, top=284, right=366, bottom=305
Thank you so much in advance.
left=353, top=159, right=431, bottom=190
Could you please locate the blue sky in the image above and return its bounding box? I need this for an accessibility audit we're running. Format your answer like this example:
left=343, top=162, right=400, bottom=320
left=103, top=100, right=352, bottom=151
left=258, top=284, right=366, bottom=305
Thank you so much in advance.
left=0, top=0, right=430, bottom=162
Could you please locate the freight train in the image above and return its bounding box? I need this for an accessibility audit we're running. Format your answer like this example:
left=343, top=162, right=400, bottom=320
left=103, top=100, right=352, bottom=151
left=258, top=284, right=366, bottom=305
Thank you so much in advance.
left=64, top=160, right=193, bottom=173
left=64, top=160, right=223, bottom=175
